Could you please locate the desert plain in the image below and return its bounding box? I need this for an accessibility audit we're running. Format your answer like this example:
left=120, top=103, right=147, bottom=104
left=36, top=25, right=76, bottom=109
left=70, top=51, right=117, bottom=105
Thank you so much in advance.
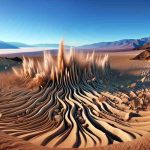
left=0, top=46, right=150, bottom=150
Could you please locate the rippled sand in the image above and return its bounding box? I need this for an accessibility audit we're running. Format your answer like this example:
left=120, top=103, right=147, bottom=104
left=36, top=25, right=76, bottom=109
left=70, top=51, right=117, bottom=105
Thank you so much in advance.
left=0, top=43, right=150, bottom=150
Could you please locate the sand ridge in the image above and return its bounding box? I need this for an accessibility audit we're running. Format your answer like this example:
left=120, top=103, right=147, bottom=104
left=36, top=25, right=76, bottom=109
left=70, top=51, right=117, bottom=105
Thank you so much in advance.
left=0, top=131, right=150, bottom=150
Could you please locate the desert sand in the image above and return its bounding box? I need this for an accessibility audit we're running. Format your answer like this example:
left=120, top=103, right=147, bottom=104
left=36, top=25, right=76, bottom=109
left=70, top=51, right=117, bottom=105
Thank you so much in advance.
left=0, top=43, right=150, bottom=150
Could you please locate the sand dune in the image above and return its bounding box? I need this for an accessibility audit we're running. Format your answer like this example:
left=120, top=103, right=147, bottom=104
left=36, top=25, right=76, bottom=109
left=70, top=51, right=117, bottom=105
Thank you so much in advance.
left=0, top=41, right=150, bottom=149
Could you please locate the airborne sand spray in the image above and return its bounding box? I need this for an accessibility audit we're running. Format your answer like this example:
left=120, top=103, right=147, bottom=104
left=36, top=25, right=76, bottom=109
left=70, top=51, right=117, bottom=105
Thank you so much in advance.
left=13, top=40, right=110, bottom=88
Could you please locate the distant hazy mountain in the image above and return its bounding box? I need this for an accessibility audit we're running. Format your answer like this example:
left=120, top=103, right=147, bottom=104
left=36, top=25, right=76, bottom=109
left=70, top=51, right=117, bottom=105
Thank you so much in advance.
left=8, top=43, right=70, bottom=49
left=8, top=42, right=32, bottom=47
left=78, top=37, right=150, bottom=50
left=7, top=42, right=60, bottom=48
left=1, top=37, right=150, bottom=51
left=0, top=41, right=18, bottom=49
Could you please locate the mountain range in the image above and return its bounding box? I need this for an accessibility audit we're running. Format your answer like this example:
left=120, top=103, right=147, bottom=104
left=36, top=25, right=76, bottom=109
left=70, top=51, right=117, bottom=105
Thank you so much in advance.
left=77, top=37, right=150, bottom=50
left=0, top=41, right=18, bottom=49
left=1, top=37, right=150, bottom=51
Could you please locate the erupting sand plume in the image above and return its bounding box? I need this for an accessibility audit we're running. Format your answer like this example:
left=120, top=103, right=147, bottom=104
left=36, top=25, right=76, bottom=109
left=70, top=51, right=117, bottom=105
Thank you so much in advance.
left=0, top=41, right=150, bottom=149
left=13, top=40, right=110, bottom=88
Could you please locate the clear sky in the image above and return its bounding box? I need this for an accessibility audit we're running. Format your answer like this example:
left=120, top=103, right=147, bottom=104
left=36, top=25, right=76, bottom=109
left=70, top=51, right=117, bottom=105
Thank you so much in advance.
left=0, top=0, right=150, bottom=46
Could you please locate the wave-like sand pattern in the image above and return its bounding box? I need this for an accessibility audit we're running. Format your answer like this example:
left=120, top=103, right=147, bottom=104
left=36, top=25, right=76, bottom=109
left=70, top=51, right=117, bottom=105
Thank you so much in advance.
left=0, top=41, right=150, bottom=148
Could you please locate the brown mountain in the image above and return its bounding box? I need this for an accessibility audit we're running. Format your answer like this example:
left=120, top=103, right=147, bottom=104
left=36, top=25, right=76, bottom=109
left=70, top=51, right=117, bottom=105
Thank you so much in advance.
left=132, top=43, right=150, bottom=60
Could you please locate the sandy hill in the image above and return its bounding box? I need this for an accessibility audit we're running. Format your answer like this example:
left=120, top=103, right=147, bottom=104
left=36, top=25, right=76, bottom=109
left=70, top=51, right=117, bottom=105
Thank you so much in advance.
left=132, top=43, right=150, bottom=60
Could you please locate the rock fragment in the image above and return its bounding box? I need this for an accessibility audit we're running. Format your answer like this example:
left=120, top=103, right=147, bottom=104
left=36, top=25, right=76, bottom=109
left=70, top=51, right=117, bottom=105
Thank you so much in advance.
left=130, top=83, right=136, bottom=88
left=0, top=113, right=2, bottom=118
left=78, top=116, right=85, bottom=124
left=54, top=115, right=63, bottom=122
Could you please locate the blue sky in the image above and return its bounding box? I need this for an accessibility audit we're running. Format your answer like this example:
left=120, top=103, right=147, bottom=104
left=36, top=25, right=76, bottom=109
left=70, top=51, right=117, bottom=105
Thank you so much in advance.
left=0, top=0, right=150, bottom=46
